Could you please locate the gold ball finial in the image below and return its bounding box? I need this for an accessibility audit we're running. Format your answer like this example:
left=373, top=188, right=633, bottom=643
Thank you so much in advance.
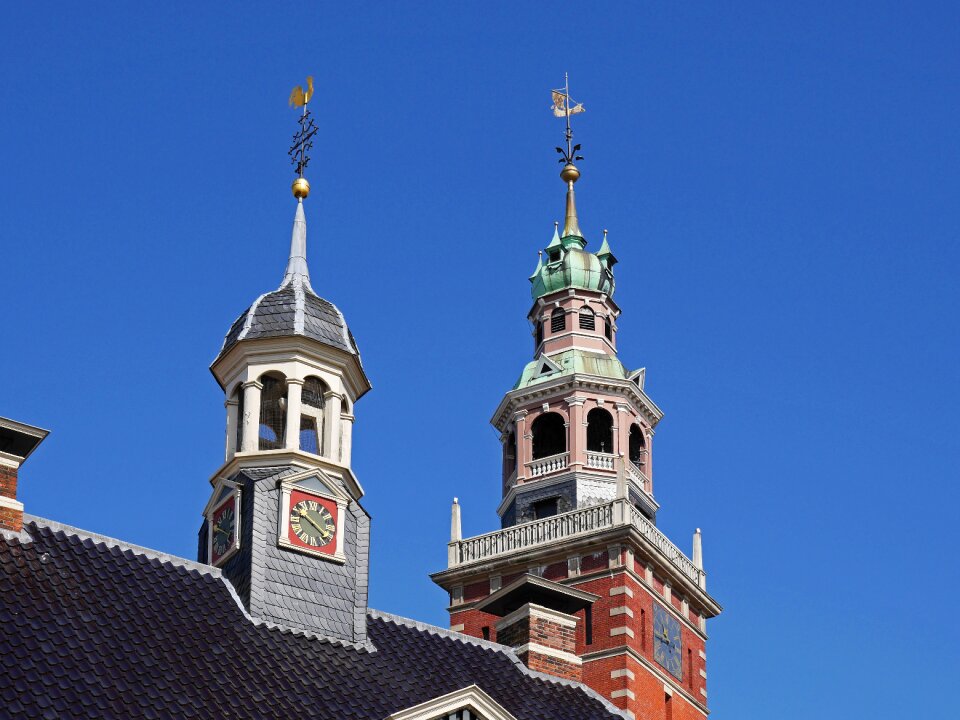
left=292, top=177, right=310, bottom=199
left=560, top=163, right=580, bottom=184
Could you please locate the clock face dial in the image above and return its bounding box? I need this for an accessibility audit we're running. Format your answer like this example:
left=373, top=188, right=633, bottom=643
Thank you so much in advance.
left=289, top=497, right=337, bottom=549
left=210, top=497, right=237, bottom=565
left=653, top=603, right=683, bottom=680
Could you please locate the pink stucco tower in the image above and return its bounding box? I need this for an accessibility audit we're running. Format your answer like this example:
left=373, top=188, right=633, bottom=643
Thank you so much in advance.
left=433, top=138, right=722, bottom=720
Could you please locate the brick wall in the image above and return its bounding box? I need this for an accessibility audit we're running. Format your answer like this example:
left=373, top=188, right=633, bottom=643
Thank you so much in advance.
left=0, top=465, right=17, bottom=499
left=0, top=464, right=22, bottom=532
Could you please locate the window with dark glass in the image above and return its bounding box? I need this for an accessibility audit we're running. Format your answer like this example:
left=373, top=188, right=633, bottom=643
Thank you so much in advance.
left=532, top=497, right=559, bottom=519
left=535, top=319, right=544, bottom=348
left=603, top=317, right=612, bottom=341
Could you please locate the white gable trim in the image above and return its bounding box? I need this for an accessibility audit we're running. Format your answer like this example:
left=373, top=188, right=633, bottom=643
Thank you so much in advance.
left=387, top=684, right=516, bottom=720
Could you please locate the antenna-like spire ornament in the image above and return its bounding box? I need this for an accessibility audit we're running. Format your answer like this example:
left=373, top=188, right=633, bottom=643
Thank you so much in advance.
left=550, top=73, right=585, bottom=238
left=288, top=76, right=317, bottom=200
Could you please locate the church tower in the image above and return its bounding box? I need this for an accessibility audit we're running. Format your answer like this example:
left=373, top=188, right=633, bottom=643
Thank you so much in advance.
left=432, top=81, right=722, bottom=719
left=198, top=80, right=372, bottom=645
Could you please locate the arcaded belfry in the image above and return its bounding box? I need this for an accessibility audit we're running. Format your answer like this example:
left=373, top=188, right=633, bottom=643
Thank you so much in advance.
left=432, top=76, right=722, bottom=718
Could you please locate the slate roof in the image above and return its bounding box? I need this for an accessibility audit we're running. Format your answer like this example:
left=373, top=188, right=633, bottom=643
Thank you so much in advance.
left=1, top=518, right=624, bottom=720
left=217, top=284, right=360, bottom=362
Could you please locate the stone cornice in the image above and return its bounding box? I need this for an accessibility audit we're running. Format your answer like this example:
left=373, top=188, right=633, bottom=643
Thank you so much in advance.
left=491, top=373, right=663, bottom=432
left=207, top=449, right=364, bottom=500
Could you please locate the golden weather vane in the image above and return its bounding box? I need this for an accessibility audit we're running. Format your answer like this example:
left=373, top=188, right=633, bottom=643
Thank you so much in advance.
left=551, top=72, right=585, bottom=165
left=288, top=76, right=317, bottom=199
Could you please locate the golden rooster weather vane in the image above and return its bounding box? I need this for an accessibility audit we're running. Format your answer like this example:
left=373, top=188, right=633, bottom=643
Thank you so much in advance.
left=288, top=76, right=318, bottom=199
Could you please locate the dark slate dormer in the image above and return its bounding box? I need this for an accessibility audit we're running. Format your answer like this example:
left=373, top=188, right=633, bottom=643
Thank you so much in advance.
left=200, top=466, right=370, bottom=645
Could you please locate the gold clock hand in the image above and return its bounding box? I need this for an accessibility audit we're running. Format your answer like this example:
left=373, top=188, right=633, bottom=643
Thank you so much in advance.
left=300, top=511, right=327, bottom=535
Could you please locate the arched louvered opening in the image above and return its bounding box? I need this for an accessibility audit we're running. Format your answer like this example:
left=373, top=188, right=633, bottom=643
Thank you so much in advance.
left=578, top=307, right=596, bottom=331
left=551, top=309, right=566, bottom=333
left=531, top=412, right=566, bottom=459
left=586, top=408, right=614, bottom=453
left=258, top=373, right=287, bottom=450
left=629, top=423, right=647, bottom=469
left=299, top=376, right=326, bottom=455
left=503, top=431, right=517, bottom=482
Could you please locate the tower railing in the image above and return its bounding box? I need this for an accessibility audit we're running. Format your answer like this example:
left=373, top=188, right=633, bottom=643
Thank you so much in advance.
left=447, top=499, right=705, bottom=589
left=626, top=462, right=649, bottom=492
left=525, top=451, right=569, bottom=478
left=585, top=451, right=616, bottom=470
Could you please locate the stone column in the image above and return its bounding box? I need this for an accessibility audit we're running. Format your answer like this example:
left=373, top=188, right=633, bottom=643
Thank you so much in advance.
left=241, top=380, right=263, bottom=452
left=284, top=378, right=304, bottom=450
left=340, top=411, right=355, bottom=465
left=514, top=411, right=529, bottom=481
left=323, top=391, right=342, bottom=461
left=565, top=396, right=586, bottom=470
left=224, top=397, right=239, bottom=461
left=615, top=403, right=630, bottom=460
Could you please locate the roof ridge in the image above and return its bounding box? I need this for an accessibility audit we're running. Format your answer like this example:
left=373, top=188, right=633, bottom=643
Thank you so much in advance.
left=23, top=514, right=221, bottom=577
left=367, top=609, right=630, bottom=719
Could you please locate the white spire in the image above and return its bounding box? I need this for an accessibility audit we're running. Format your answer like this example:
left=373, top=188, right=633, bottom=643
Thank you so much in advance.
left=280, top=199, right=310, bottom=288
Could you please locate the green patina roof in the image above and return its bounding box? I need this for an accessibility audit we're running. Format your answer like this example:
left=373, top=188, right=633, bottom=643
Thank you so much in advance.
left=530, top=232, right=616, bottom=300
left=514, top=348, right=631, bottom=390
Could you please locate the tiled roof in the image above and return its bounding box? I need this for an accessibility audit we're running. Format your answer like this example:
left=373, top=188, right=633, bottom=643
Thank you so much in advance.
left=1, top=519, right=624, bottom=720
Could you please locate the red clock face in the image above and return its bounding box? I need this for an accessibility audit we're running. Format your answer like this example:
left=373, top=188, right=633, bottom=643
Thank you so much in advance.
left=210, top=496, right=237, bottom=565
left=287, top=489, right=338, bottom=555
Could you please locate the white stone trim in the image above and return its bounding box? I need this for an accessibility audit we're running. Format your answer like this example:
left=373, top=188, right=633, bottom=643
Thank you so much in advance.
left=610, top=626, right=634, bottom=638
left=0, top=453, right=21, bottom=469
left=609, top=606, right=634, bottom=618
left=386, top=684, right=519, bottom=720
left=610, top=689, right=635, bottom=700
left=699, top=649, right=707, bottom=660
left=514, top=642, right=582, bottom=665
left=700, top=689, right=708, bottom=698
left=495, top=603, right=578, bottom=631
left=663, top=684, right=673, bottom=697
left=609, top=585, right=634, bottom=598
left=610, top=668, right=635, bottom=680
left=0, top=495, right=24, bottom=512
left=450, top=623, right=465, bottom=632
left=699, top=669, right=707, bottom=679
left=276, top=477, right=347, bottom=563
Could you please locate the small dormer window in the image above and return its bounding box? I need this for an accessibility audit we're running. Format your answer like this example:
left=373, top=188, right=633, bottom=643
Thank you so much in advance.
left=548, top=249, right=561, bottom=263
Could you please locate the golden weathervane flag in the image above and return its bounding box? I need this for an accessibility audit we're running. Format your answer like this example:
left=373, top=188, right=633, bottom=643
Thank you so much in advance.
left=551, top=90, right=585, bottom=117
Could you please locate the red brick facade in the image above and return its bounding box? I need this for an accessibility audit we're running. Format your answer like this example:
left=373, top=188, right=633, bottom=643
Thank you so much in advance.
left=0, top=464, right=22, bottom=532
left=442, top=536, right=713, bottom=719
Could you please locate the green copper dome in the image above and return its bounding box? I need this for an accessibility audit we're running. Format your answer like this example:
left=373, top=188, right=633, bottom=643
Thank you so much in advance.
left=529, top=228, right=617, bottom=300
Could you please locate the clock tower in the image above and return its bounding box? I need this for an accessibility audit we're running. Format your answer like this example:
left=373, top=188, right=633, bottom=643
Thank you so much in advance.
left=198, top=84, right=372, bottom=646
left=432, top=83, right=722, bottom=719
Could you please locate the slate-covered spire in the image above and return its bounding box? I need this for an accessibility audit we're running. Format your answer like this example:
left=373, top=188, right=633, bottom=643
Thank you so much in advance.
left=279, top=199, right=312, bottom=290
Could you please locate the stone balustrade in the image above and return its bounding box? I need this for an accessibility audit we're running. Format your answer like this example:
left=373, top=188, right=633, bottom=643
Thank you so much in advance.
left=525, top=452, right=569, bottom=478
left=447, top=499, right=705, bottom=589
left=585, top=451, right=615, bottom=470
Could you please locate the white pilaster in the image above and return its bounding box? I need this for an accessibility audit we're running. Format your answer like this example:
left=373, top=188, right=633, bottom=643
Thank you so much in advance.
left=224, top=398, right=239, bottom=460
left=323, top=391, right=342, bottom=462
left=241, top=380, right=262, bottom=452
left=283, top=378, right=304, bottom=450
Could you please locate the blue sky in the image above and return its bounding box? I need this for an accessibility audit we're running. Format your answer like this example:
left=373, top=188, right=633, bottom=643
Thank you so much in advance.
left=2, top=2, right=959, bottom=717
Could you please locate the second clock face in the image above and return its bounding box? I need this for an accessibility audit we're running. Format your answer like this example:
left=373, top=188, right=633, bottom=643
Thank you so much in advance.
left=653, top=603, right=683, bottom=680
left=288, top=494, right=337, bottom=551
left=210, top=495, right=238, bottom=565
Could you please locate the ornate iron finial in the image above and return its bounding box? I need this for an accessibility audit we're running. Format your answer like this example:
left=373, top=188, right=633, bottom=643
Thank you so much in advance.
left=551, top=72, right=585, bottom=165
left=550, top=74, right=586, bottom=239
left=288, top=76, right=317, bottom=199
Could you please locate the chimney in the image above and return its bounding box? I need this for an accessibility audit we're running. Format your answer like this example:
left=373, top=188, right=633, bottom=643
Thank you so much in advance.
left=0, top=417, right=49, bottom=533
left=475, top=574, right=598, bottom=683
left=495, top=603, right=582, bottom=681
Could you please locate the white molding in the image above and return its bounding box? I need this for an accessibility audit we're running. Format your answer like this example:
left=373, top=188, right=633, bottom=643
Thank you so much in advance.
left=386, top=684, right=519, bottom=720
left=700, top=669, right=707, bottom=679
left=0, top=452, right=21, bottom=469
left=0, top=495, right=24, bottom=512
left=609, top=585, right=634, bottom=598
left=699, top=650, right=707, bottom=660
left=610, top=626, right=634, bottom=638
left=205, top=481, right=241, bottom=567
left=514, top=642, right=582, bottom=665
left=611, top=668, right=635, bottom=680
left=449, top=623, right=465, bottom=632
left=277, top=477, right=347, bottom=564
left=610, top=689, right=635, bottom=700
left=609, top=606, right=633, bottom=618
